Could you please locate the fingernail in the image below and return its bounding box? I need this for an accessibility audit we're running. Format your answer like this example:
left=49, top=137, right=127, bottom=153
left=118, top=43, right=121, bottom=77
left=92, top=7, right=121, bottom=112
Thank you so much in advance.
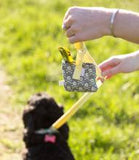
left=101, top=71, right=106, bottom=76
left=62, top=24, right=66, bottom=30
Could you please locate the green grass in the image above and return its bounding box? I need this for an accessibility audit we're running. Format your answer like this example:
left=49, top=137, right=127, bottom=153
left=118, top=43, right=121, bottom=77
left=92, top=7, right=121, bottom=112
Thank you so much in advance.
left=0, top=0, right=139, bottom=159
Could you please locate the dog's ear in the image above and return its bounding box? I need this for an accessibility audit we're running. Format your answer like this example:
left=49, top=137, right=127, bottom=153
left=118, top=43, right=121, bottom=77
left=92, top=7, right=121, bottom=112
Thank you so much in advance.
left=48, top=97, right=59, bottom=107
left=22, top=110, right=34, bottom=132
left=58, top=104, right=64, bottom=112
left=58, top=104, right=64, bottom=109
left=46, top=98, right=64, bottom=117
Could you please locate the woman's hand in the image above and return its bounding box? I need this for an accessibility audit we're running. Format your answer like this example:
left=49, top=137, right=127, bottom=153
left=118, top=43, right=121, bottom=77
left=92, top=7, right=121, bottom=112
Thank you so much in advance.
left=99, top=51, right=139, bottom=79
left=63, top=7, right=139, bottom=44
left=62, top=7, right=112, bottom=43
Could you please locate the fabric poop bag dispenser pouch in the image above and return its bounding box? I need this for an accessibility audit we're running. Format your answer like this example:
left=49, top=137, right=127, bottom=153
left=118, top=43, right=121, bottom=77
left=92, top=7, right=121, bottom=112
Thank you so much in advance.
left=59, top=42, right=103, bottom=92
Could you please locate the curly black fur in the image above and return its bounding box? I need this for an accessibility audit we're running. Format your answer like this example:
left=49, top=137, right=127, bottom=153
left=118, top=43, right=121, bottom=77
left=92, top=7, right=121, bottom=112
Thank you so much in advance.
left=23, top=92, right=74, bottom=160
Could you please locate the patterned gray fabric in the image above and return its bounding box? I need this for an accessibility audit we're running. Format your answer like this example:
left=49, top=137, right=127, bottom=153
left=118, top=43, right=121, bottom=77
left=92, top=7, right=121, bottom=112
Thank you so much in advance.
left=62, top=61, right=98, bottom=92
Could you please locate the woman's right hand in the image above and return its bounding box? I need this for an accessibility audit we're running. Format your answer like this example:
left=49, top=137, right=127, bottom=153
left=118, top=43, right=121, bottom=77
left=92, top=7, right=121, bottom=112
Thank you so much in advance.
left=62, top=7, right=112, bottom=43
left=63, top=7, right=139, bottom=44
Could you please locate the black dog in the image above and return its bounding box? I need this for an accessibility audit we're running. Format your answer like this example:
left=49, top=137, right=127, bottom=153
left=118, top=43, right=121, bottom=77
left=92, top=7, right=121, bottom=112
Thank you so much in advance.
left=23, top=92, right=74, bottom=160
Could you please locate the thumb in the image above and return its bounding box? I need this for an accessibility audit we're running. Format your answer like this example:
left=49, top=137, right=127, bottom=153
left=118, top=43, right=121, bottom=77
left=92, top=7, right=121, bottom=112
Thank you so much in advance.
left=102, top=66, right=120, bottom=78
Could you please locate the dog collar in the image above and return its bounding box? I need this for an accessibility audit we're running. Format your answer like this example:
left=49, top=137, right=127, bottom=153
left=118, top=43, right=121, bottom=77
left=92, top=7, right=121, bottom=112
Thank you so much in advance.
left=35, top=127, right=58, bottom=135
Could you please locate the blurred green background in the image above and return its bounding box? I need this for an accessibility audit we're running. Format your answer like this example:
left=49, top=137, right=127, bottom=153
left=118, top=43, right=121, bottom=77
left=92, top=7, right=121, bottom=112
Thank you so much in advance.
left=0, top=0, right=139, bottom=159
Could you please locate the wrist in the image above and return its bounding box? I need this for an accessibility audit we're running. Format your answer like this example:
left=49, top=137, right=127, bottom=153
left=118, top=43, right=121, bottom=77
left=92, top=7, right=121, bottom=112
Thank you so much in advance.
left=101, top=9, right=115, bottom=36
left=133, top=51, right=139, bottom=71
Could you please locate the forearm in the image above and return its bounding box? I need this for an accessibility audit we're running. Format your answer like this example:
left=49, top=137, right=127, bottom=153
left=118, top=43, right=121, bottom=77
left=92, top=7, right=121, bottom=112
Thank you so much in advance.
left=112, top=9, right=139, bottom=44
left=131, top=50, right=139, bottom=71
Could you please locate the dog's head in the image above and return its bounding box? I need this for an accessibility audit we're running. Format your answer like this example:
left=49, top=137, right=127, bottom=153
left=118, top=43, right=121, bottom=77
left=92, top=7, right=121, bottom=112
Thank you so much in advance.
left=23, top=92, right=69, bottom=147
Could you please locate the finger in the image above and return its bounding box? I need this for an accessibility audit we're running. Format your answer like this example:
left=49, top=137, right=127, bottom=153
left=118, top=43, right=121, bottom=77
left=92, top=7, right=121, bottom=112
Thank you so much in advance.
left=102, top=66, right=120, bottom=77
left=68, top=35, right=77, bottom=43
left=99, top=58, right=120, bottom=71
left=62, top=10, right=70, bottom=29
left=63, top=15, right=73, bottom=30
left=105, top=75, right=112, bottom=79
left=62, top=15, right=70, bottom=30
left=63, top=8, right=71, bottom=21
left=65, top=28, right=75, bottom=37
left=68, top=33, right=83, bottom=43
left=62, top=24, right=70, bottom=30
